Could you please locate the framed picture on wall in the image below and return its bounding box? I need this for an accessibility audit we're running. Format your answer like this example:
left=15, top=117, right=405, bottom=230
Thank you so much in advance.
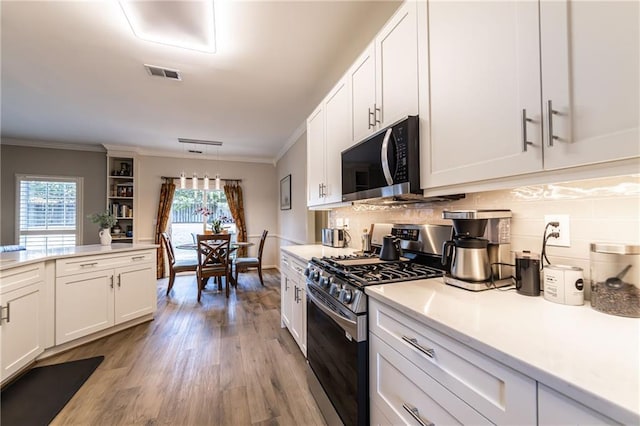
left=280, top=174, right=291, bottom=210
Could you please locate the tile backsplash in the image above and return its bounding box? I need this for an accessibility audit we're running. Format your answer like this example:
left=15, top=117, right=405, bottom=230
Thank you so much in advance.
left=330, top=174, right=640, bottom=299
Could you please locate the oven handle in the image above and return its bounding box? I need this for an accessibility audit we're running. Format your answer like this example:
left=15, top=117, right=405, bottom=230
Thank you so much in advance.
left=306, top=285, right=359, bottom=339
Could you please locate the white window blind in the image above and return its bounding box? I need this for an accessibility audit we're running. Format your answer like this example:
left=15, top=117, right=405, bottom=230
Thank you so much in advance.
left=16, top=175, right=82, bottom=250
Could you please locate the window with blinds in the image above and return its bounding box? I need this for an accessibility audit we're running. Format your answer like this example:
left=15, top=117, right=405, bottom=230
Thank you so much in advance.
left=16, top=175, right=83, bottom=250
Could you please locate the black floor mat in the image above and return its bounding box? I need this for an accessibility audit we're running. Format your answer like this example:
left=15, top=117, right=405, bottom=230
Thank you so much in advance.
left=1, top=356, right=104, bottom=426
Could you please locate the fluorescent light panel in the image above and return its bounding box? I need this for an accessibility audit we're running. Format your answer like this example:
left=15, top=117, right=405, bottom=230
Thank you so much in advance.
left=120, top=1, right=216, bottom=53
left=178, top=138, right=223, bottom=147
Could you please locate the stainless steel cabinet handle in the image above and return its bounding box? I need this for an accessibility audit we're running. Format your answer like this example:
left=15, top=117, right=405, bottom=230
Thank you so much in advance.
left=284, top=277, right=289, bottom=291
left=131, top=256, right=145, bottom=261
left=110, top=275, right=114, bottom=289
left=318, top=183, right=322, bottom=198
left=368, top=108, right=374, bottom=129
left=521, top=109, right=534, bottom=152
left=547, top=100, right=559, bottom=147
left=374, top=103, right=381, bottom=124
left=80, top=262, right=98, bottom=268
left=117, top=274, right=121, bottom=287
left=402, top=403, right=434, bottom=426
left=402, top=335, right=435, bottom=358
left=1, top=303, right=11, bottom=324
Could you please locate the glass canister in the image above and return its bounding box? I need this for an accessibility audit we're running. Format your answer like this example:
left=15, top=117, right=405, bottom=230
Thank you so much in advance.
left=590, top=243, right=640, bottom=318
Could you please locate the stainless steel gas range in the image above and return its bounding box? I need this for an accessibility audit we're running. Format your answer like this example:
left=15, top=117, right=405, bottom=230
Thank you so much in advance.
left=305, top=223, right=453, bottom=426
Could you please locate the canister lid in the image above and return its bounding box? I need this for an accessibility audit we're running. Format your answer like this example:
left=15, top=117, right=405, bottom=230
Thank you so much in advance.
left=515, top=250, right=540, bottom=260
left=590, top=243, right=640, bottom=255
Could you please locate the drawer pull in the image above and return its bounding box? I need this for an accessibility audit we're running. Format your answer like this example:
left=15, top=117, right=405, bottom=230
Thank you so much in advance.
left=80, top=262, right=98, bottom=268
left=131, top=256, right=145, bottom=261
left=402, top=335, right=435, bottom=358
left=402, top=403, right=434, bottom=426
left=0, top=303, right=11, bottom=324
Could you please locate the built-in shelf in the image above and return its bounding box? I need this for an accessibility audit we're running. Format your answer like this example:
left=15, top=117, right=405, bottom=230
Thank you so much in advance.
left=107, top=155, right=136, bottom=242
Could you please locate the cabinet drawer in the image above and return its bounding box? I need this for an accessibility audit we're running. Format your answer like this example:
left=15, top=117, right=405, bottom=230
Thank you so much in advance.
left=371, top=333, right=490, bottom=425
left=0, top=262, right=45, bottom=294
left=369, top=299, right=536, bottom=424
left=56, top=250, right=155, bottom=277
left=538, top=384, right=619, bottom=425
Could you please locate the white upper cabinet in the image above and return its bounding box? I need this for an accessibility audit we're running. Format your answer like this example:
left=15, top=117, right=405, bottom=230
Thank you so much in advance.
left=306, top=105, right=325, bottom=207
left=348, top=1, right=419, bottom=145
left=421, top=0, right=639, bottom=190
left=306, top=78, right=350, bottom=207
left=424, top=1, right=542, bottom=188
left=540, top=0, right=640, bottom=169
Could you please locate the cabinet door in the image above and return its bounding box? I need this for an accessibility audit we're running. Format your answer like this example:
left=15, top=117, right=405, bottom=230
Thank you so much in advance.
left=280, top=269, right=292, bottom=329
left=538, top=384, right=618, bottom=425
left=425, top=1, right=542, bottom=188
left=0, top=283, right=44, bottom=382
left=306, top=105, right=325, bottom=207
left=349, top=43, right=377, bottom=144
left=541, top=0, right=639, bottom=169
left=324, top=78, right=350, bottom=203
left=376, top=1, right=419, bottom=128
left=114, top=263, right=156, bottom=324
left=56, top=269, right=114, bottom=344
left=290, top=280, right=306, bottom=356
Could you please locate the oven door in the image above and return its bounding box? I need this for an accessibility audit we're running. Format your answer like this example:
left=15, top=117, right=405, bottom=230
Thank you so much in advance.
left=306, top=284, right=368, bottom=426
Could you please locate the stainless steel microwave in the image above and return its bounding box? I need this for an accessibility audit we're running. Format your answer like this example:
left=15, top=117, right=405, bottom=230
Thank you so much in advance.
left=341, top=116, right=421, bottom=202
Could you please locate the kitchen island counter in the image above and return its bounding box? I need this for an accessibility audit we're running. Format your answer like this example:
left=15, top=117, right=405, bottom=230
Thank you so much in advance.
left=366, top=279, right=640, bottom=424
left=0, top=243, right=158, bottom=271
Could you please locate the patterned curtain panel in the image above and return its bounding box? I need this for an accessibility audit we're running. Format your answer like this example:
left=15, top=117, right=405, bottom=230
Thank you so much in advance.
left=223, top=182, right=248, bottom=257
left=155, top=180, right=176, bottom=278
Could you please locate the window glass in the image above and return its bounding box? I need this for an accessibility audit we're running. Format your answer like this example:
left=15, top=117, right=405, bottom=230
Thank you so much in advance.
left=17, top=175, right=81, bottom=250
left=170, top=189, right=235, bottom=261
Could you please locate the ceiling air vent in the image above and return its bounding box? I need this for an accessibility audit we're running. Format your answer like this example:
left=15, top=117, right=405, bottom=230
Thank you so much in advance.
left=144, top=64, right=182, bottom=80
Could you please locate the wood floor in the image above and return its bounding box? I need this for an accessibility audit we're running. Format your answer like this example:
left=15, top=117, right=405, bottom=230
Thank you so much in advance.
left=39, top=270, right=327, bottom=426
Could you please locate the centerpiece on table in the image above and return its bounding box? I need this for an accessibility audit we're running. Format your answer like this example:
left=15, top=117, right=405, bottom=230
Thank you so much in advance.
left=88, top=210, right=118, bottom=245
left=196, top=206, right=227, bottom=234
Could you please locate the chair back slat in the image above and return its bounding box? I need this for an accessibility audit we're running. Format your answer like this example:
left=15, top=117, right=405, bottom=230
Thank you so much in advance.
left=257, top=229, right=268, bottom=260
left=197, top=233, right=231, bottom=270
left=161, top=232, right=176, bottom=265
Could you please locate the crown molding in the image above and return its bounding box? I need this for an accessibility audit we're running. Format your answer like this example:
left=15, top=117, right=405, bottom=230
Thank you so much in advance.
left=1, top=137, right=106, bottom=152
left=275, top=120, right=306, bottom=165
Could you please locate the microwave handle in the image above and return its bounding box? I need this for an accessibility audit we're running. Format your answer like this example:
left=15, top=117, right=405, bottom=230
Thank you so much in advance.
left=381, top=128, right=394, bottom=186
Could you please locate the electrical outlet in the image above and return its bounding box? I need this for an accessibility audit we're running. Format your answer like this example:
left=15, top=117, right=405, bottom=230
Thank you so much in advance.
left=336, top=217, right=344, bottom=228
left=544, top=214, right=571, bottom=247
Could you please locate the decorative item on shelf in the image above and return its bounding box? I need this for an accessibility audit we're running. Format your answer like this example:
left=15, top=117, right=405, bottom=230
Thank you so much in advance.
left=119, top=162, right=131, bottom=176
left=88, top=210, right=117, bottom=246
left=126, top=226, right=133, bottom=238
left=112, top=224, right=122, bottom=235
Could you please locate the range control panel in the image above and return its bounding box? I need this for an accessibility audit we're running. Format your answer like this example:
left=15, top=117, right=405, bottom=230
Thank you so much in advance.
left=391, top=227, right=420, bottom=241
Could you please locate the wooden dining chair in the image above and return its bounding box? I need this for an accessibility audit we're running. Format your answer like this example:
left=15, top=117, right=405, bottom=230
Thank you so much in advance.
left=196, top=233, right=232, bottom=300
left=160, top=232, right=198, bottom=296
left=234, top=229, right=268, bottom=286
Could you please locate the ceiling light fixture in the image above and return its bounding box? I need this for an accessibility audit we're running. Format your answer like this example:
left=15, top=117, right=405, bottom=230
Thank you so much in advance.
left=192, top=172, right=198, bottom=189
left=215, top=146, right=222, bottom=191
left=119, top=1, right=216, bottom=53
left=203, top=173, right=210, bottom=190
left=180, top=171, right=186, bottom=189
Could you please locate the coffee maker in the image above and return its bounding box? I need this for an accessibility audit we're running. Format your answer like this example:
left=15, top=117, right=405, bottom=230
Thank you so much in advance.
left=441, top=209, right=512, bottom=291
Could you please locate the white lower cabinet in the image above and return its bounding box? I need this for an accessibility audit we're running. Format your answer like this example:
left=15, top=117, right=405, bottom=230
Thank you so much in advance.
left=369, top=298, right=537, bottom=425
left=371, top=334, right=490, bottom=425
left=538, top=384, right=619, bottom=425
left=280, top=251, right=307, bottom=356
left=55, top=250, right=156, bottom=345
left=0, top=263, right=45, bottom=383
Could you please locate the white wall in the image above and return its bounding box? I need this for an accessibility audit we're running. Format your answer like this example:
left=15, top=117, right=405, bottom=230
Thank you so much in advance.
left=330, top=174, right=640, bottom=299
left=136, top=155, right=279, bottom=268
left=275, top=132, right=315, bottom=254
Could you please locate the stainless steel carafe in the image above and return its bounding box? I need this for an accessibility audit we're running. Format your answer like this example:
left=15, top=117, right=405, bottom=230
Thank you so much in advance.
left=442, top=238, right=491, bottom=282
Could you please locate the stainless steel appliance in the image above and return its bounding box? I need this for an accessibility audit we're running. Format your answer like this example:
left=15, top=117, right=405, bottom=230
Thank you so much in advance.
left=321, top=228, right=346, bottom=248
left=305, top=223, right=451, bottom=426
left=441, top=210, right=512, bottom=291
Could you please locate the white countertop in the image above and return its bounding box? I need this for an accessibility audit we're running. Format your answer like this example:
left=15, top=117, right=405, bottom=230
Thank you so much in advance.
left=281, top=244, right=357, bottom=263
left=366, top=279, right=640, bottom=424
left=0, top=243, right=158, bottom=270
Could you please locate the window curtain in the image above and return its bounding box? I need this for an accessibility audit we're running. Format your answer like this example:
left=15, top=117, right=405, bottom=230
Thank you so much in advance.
left=223, top=182, right=247, bottom=257
left=155, top=180, right=176, bottom=278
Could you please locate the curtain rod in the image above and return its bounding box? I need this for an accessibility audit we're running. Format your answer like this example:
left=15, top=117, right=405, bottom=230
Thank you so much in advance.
left=161, top=176, right=241, bottom=182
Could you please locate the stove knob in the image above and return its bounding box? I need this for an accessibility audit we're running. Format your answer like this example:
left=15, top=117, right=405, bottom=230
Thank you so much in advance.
left=329, top=283, right=339, bottom=296
left=320, top=276, right=330, bottom=287
left=304, top=267, right=311, bottom=277
left=312, top=270, right=320, bottom=281
left=342, top=288, right=353, bottom=304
